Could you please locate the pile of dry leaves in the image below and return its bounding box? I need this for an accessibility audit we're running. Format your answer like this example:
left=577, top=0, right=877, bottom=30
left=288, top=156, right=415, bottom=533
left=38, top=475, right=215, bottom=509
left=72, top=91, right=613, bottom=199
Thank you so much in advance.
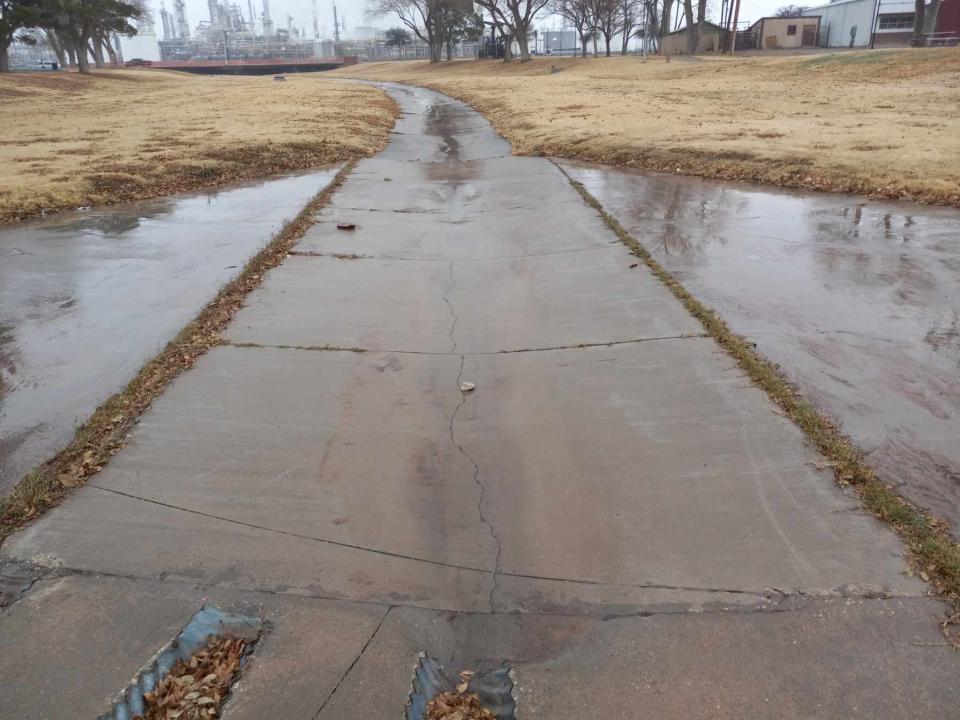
left=135, top=634, right=248, bottom=720
left=425, top=671, right=497, bottom=720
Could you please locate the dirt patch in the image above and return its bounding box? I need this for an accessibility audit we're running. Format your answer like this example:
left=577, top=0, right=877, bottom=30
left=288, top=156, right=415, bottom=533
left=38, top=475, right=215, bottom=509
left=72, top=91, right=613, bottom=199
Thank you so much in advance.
left=136, top=634, right=249, bottom=720
left=0, top=70, right=398, bottom=223
left=0, top=162, right=356, bottom=542
left=333, top=49, right=960, bottom=207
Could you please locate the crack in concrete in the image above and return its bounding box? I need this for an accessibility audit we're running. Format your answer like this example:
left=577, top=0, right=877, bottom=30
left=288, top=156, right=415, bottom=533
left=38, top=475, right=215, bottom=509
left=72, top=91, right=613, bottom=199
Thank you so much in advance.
left=221, top=334, right=708, bottom=357
left=449, top=355, right=504, bottom=613
left=443, top=261, right=458, bottom=354
left=311, top=605, right=393, bottom=719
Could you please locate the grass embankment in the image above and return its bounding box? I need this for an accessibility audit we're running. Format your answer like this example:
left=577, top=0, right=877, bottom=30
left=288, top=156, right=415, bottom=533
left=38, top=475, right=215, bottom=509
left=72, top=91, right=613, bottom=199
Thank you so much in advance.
left=0, top=70, right=397, bottom=223
left=0, top=162, right=355, bottom=543
left=334, top=49, right=960, bottom=206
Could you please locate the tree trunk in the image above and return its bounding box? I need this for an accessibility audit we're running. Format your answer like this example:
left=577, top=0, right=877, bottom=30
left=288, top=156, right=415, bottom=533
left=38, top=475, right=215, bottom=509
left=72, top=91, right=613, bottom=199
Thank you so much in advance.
left=48, top=33, right=68, bottom=67
left=683, top=0, right=697, bottom=53
left=516, top=29, right=531, bottom=61
left=446, top=39, right=452, bottom=60
left=605, top=35, right=612, bottom=56
left=592, top=33, right=598, bottom=56
left=502, top=32, right=513, bottom=62
left=0, top=45, right=9, bottom=73
left=77, top=30, right=91, bottom=72
left=103, top=33, right=119, bottom=67
left=661, top=0, right=672, bottom=42
left=912, top=0, right=926, bottom=46
left=580, top=32, right=589, bottom=56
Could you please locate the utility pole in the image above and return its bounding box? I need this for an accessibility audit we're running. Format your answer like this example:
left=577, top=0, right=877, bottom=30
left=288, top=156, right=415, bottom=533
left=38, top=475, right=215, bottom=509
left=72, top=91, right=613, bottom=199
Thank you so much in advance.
left=223, top=29, right=229, bottom=62
left=333, top=2, right=340, bottom=42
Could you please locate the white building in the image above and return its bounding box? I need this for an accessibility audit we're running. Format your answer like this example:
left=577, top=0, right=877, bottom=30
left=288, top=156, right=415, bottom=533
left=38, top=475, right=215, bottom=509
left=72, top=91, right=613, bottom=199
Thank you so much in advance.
left=804, top=0, right=931, bottom=47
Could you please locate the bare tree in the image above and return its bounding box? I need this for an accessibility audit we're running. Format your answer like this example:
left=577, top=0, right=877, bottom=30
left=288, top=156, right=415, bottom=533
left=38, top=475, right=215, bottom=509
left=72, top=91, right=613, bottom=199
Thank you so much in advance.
left=590, top=0, right=622, bottom=56
left=475, top=0, right=549, bottom=61
left=368, top=0, right=445, bottom=62
left=617, top=0, right=643, bottom=53
left=549, top=0, right=592, bottom=56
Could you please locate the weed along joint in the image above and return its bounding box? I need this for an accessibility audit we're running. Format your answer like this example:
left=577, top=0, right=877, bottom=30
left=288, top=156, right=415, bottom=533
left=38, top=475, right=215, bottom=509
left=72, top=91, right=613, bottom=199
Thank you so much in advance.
left=1, top=1, right=960, bottom=719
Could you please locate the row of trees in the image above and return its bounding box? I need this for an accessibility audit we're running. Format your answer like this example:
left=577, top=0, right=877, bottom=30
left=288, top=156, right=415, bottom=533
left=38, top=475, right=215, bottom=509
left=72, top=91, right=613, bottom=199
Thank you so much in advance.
left=370, top=0, right=484, bottom=62
left=0, top=0, right=144, bottom=72
left=370, top=0, right=671, bottom=63
left=550, top=0, right=656, bottom=57
left=370, top=0, right=556, bottom=63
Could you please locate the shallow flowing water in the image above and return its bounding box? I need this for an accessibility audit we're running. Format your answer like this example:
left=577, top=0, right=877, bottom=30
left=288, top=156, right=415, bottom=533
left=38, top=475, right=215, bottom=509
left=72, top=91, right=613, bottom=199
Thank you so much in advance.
left=0, top=167, right=339, bottom=491
left=562, top=160, right=960, bottom=534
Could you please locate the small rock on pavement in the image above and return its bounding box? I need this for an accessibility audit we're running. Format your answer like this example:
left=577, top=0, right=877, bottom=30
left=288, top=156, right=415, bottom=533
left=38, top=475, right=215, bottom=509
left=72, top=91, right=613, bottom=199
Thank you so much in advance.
left=459, top=381, right=476, bottom=393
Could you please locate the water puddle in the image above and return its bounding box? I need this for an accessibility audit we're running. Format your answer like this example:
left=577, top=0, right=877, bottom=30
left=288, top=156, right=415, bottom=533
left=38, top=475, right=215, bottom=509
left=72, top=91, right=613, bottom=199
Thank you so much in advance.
left=560, top=160, right=960, bottom=533
left=0, top=167, right=339, bottom=491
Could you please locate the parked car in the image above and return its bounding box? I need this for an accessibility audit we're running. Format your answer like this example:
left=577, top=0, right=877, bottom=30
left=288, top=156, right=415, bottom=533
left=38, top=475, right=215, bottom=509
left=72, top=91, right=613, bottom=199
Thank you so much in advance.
left=124, top=58, right=152, bottom=67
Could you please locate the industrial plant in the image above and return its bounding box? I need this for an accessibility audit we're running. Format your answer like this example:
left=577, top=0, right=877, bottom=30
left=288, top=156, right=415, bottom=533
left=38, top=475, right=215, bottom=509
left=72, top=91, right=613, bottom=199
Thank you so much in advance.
left=157, top=0, right=343, bottom=61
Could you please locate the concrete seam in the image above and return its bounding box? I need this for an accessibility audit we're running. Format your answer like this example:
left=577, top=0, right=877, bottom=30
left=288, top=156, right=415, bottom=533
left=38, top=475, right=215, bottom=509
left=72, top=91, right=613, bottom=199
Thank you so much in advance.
left=221, top=334, right=709, bottom=357
left=4, top=564, right=928, bottom=619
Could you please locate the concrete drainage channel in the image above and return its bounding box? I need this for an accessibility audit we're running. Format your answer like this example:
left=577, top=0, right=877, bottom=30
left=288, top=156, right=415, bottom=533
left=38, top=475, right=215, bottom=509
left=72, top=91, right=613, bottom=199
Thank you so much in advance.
left=99, top=605, right=262, bottom=720
left=98, top=605, right=516, bottom=720
left=406, top=654, right=517, bottom=720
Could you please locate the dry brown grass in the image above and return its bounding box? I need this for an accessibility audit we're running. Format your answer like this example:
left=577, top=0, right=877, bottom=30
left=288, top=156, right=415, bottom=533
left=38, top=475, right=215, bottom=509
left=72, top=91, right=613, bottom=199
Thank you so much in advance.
left=0, top=69, right=397, bottom=223
left=333, top=49, right=960, bottom=206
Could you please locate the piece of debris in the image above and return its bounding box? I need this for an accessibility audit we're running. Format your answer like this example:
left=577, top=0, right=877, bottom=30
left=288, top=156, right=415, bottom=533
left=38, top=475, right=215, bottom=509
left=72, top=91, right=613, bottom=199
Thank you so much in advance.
left=459, top=381, right=476, bottom=393
left=134, top=634, right=248, bottom=720
left=273, top=75, right=286, bottom=81
left=629, top=263, right=639, bottom=268
left=336, top=222, right=357, bottom=230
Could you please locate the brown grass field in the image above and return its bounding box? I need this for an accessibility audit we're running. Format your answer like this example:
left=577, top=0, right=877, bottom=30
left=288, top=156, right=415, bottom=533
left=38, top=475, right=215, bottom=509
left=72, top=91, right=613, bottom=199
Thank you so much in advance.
left=333, top=49, right=960, bottom=206
left=0, top=69, right=397, bottom=223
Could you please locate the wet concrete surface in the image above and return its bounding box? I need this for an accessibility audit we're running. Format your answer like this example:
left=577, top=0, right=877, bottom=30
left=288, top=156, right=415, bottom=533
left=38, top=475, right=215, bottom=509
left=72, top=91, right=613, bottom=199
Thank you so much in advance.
left=0, top=168, right=339, bottom=491
left=561, top=161, right=960, bottom=535
left=2, top=84, right=958, bottom=718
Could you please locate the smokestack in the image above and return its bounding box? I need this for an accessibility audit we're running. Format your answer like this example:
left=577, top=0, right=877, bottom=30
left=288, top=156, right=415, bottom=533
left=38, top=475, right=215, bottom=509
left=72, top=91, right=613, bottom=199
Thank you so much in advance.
left=247, top=0, right=256, bottom=34
left=262, top=0, right=273, bottom=37
left=173, top=0, right=189, bottom=39
left=332, top=2, right=340, bottom=42
left=160, top=2, right=173, bottom=40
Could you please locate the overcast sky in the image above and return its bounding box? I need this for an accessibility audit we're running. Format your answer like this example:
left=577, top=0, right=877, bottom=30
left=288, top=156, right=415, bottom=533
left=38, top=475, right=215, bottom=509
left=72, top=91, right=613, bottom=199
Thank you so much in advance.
left=165, top=0, right=790, bottom=39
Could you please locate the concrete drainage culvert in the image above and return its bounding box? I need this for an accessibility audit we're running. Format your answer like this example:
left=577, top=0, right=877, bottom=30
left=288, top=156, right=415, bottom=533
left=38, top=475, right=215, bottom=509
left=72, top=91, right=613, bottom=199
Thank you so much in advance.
left=98, top=604, right=262, bottom=720
left=406, top=653, right=517, bottom=720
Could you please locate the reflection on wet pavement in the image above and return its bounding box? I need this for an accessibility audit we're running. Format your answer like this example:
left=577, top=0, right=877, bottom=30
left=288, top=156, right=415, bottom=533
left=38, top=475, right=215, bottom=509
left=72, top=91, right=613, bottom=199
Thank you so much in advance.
left=561, top=160, right=960, bottom=534
left=0, top=168, right=339, bottom=492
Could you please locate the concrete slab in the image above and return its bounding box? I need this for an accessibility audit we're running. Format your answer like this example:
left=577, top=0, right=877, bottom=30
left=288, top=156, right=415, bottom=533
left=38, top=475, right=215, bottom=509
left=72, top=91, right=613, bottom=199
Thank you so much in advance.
left=0, top=574, right=388, bottom=720
left=293, top=598, right=960, bottom=720
left=227, top=248, right=700, bottom=352
left=4, top=340, right=921, bottom=614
